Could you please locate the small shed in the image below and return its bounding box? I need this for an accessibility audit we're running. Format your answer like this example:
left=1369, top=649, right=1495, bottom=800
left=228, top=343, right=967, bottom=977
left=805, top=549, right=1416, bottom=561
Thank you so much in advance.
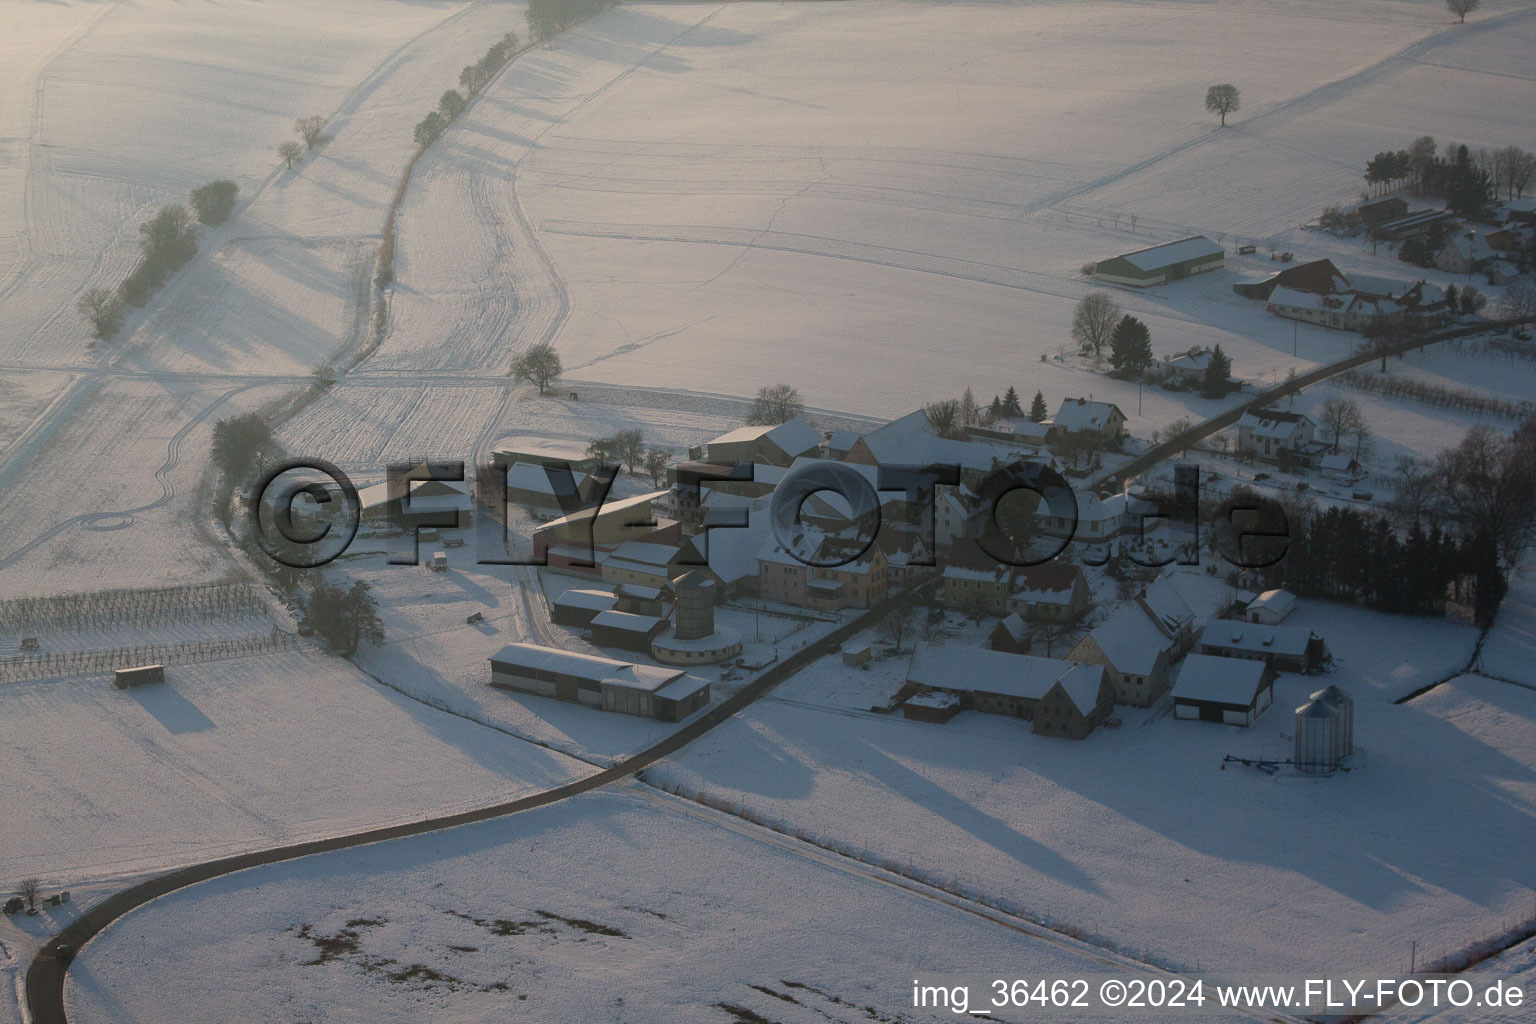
left=841, top=642, right=872, bottom=667
left=902, top=690, right=962, bottom=723
left=989, top=613, right=1031, bottom=655
left=114, top=664, right=164, bottom=689
left=1245, top=589, right=1296, bottom=625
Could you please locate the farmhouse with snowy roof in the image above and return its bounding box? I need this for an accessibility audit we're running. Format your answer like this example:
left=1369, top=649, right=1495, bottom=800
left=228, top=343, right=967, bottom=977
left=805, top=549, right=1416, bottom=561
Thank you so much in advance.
left=1065, top=578, right=1194, bottom=706
left=1091, top=235, right=1224, bottom=287
left=904, top=643, right=1113, bottom=739
left=1048, top=398, right=1126, bottom=444
left=1235, top=409, right=1319, bottom=463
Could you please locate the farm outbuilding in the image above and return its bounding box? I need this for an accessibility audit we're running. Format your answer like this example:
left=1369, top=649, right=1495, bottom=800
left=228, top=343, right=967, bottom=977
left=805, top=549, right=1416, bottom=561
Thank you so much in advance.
left=1171, top=654, right=1276, bottom=726
left=589, top=609, right=669, bottom=653
left=551, top=588, right=618, bottom=628
left=1196, top=621, right=1324, bottom=674
left=1245, top=589, right=1295, bottom=624
left=1092, top=236, right=1224, bottom=287
left=488, top=643, right=709, bottom=722
left=905, top=643, right=1112, bottom=739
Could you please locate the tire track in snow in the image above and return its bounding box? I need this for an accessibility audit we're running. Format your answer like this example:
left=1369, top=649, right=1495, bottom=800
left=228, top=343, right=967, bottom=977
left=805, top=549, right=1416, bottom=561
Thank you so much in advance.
left=0, top=382, right=265, bottom=573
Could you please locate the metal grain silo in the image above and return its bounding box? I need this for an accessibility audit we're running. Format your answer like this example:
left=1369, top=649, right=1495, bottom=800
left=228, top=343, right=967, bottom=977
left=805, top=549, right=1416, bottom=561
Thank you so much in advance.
left=1309, top=684, right=1354, bottom=756
left=1294, top=698, right=1342, bottom=774
left=672, top=570, right=716, bottom=641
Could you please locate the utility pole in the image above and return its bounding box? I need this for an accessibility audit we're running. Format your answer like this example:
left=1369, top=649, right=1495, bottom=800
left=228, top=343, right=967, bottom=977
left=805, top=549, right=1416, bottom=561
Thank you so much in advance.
left=1410, top=940, right=1417, bottom=973
left=1293, top=318, right=1298, bottom=357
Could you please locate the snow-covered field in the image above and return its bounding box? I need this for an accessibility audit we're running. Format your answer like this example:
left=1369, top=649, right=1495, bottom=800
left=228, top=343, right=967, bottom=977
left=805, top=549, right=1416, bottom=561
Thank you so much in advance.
left=646, top=599, right=1522, bottom=977
left=0, top=649, right=591, bottom=887
left=62, top=785, right=1222, bottom=1024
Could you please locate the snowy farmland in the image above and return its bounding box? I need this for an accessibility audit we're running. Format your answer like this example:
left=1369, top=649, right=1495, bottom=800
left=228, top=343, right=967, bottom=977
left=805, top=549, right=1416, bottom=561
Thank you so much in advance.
left=1, top=0, right=1534, bottom=1021
left=61, top=785, right=1234, bottom=1024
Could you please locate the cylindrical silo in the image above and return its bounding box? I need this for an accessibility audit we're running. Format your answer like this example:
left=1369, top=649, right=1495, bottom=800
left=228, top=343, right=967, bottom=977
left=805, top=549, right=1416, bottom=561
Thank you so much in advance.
left=1310, top=684, right=1354, bottom=756
left=672, top=570, right=716, bottom=641
left=1295, top=698, right=1341, bottom=774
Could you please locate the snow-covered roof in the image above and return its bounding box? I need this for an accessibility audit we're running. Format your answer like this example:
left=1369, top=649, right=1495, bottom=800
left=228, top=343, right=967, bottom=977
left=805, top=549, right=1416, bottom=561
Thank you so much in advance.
left=1084, top=602, right=1171, bottom=676
left=489, top=642, right=681, bottom=691
left=708, top=418, right=822, bottom=459
left=1162, top=350, right=1214, bottom=373
left=1140, top=578, right=1193, bottom=636
left=994, top=612, right=1029, bottom=643
left=1197, top=620, right=1315, bottom=658
left=539, top=490, right=668, bottom=530
left=856, top=410, right=1033, bottom=474
left=906, top=642, right=1104, bottom=713
left=1011, top=563, right=1082, bottom=603
left=591, top=609, right=666, bottom=634
left=1051, top=398, right=1124, bottom=433
left=1247, top=589, right=1296, bottom=615
left=357, top=476, right=470, bottom=512
left=683, top=507, right=771, bottom=584
left=605, top=540, right=682, bottom=573
left=826, top=428, right=863, bottom=453
left=506, top=461, right=585, bottom=497
left=1172, top=653, right=1271, bottom=706
left=1113, top=235, right=1223, bottom=272
left=1318, top=454, right=1358, bottom=472
left=1237, top=409, right=1314, bottom=440
left=553, top=589, right=618, bottom=611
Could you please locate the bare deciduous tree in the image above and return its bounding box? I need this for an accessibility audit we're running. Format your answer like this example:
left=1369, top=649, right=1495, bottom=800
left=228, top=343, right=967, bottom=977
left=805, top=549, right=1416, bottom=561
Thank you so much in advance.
left=1320, top=396, right=1362, bottom=453
left=746, top=384, right=804, bottom=426
left=1205, top=84, right=1240, bottom=126
left=1447, top=0, right=1481, bottom=24
left=16, top=879, right=41, bottom=914
left=1071, top=290, right=1122, bottom=365
left=77, top=288, right=123, bottom=339
left=510, top=342, right=562, bottom=394
left=277, top=140, right=303, bottom=169
left=1497, top=284, right=1536, bottom=326
left=294, top=115, right=328, bottom=150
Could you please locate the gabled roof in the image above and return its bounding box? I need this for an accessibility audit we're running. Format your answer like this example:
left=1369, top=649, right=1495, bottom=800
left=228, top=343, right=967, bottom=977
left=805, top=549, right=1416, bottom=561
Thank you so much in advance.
left=1084, top=602, right=1172, bottom=676
left=708, top=418, right=822, bottom=459
left=605, top=540, right=683, bottom=572
left=1011, top=562, right=1083, bottom=603
left=1172, top=653, right=1271, bottom=705
left=907, top=642, right=1104, bottom=713
left=1140, top=577, right=1194, bottom=637
left=553, top=589, right=618, bottom=612
left=1247, top=589, right=1296, bottom=615
left=1052, top=398, right=1125, bottom=433
left=993, top=612, right=1030, bottom=643
left=489, top=642, right=682, bottom=691
left=1237, top=409, right=1314, bottom=439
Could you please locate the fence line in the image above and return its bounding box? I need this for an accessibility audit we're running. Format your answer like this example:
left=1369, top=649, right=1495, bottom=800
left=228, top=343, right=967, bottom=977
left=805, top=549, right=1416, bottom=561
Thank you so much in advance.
left=0, top=582, right=268, bottom=633
left=0, top=628, right=303, bottom=684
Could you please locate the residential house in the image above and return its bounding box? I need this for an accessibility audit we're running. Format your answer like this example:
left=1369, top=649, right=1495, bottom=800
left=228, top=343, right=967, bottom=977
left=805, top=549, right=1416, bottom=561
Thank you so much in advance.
left=1236, top=410, right=1318, bottom=463
left=1049, top=398, right=1126, bottom=445
left=704, top=418, right=823, bottom=467
left=1008, top=562, right=1090, bottom=622
left=990, top=613, right=1031, bottom=654
left=942, top=542, right=1010, bottom=615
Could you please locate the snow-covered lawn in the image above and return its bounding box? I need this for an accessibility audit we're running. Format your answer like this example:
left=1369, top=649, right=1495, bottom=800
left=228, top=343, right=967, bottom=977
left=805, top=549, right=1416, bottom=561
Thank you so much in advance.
left=63, top=785, right=1191, bottom=1024
left=0, top=650, right=591, bottom=887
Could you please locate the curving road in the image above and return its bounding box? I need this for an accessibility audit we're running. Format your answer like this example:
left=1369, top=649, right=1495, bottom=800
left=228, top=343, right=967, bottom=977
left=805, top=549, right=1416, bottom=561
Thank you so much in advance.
left=24, top=583, right=936, bottom=1024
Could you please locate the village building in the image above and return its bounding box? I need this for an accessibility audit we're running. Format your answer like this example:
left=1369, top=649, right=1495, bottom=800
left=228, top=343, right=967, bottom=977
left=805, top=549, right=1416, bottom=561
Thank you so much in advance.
left=1092, top=235, right=1224, bottom=287
left=1008, top=562, right=1090, bottom=622
left=1235, top=409, right=1319, bottom=463
left=756, top=534, right=888, bottom=611
left=1372, top=208, right=1455, bottom=242
left=1171, top=653, right=1277, bottom=726
left=990, top=612, right=1032, bottom=654
left=1195, top=620, right=1324, bottom=674
left=1065, top=579, right=1191, bottom=706
left=1048, top=398, right=1127, bottom=445
left=358, top=476, right=472, bottom=532
left=490, top=443, right=597, bottom=474
left=1245, top=589, right=1296, bottom=625
left=1434, top=230, right=1502, bottom=275
left=942, top=542, right=1010, bottom=615
left=550, top=588, right=618, bottom=628
left=704, top=418, right=823, bottom=467
left=488, top=643, right=709, bottom=722
left=588, top=609, right=669, bottom=653
left=1231, top=258, right=1350, bottom=302
left=503, top=461, right=587, bottom=514
left=601, top=539, right=688, bottom=591
left=904, top=643, right=1112, bottom=739
left=533, top=491, right=679, bottom=571
left=1317, top=453, right=1365, bottom=483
